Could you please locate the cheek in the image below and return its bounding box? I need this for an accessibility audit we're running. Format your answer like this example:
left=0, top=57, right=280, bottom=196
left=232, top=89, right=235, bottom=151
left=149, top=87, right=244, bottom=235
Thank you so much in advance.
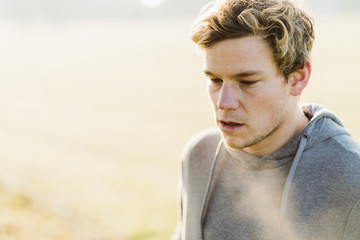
left=251, top=92, right=285, bottom=121
left=267, top=95, right=289, bottom=123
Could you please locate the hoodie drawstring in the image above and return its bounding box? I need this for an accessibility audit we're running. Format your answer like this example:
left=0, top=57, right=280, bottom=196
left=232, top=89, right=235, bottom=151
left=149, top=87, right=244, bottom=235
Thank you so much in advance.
left=200, top=140, right=223, bottom=240
left=200, top=135, right=308, bottom=239
left=279, top=134, right=308, bottom=223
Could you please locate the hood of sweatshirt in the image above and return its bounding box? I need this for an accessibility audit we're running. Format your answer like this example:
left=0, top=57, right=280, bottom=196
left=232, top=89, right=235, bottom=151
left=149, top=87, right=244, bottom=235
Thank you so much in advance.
left=301, top=103, right=350, bottom=149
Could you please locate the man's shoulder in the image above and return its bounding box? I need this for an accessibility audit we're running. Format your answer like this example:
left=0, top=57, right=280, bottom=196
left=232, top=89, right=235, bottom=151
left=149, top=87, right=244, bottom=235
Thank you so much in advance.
left=332, top=134, right=360, bottom=157
left=322, top=135, right=360, bottom=197
left=181, top=128, right=222, bottom=164
left=180, top=128, right=222, bottom=186
left=311, top=135, right=360, bottom=187
left=329, top=135, right=360, bottom=179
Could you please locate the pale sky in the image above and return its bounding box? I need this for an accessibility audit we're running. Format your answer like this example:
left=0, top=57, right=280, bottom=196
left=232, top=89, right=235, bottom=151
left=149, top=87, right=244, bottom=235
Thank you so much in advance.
left=0, top=0, right=358, bottom=22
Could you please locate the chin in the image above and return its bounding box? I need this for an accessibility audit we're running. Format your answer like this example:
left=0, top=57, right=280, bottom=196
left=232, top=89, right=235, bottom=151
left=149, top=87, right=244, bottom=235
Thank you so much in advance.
left=222, top=135, right=246, bottom=150
left=222, top=132, right=263, bottom=150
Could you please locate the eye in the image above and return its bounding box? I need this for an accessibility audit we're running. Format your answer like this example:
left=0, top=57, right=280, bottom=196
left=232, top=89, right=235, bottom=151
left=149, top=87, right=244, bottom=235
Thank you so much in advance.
left=209, top=78, right=223, bottom=84
left=240, top=80, right=258, bottom=87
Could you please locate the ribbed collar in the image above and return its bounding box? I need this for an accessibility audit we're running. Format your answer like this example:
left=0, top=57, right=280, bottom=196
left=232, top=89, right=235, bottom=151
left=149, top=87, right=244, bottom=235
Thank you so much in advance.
left=226, top=135, right=300, bottom=171
left=226, top=117, right=309, bottom=171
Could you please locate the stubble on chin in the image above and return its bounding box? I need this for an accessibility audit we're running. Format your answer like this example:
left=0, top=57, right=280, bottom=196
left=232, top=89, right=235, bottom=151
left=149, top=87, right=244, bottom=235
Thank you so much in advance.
left=221, top=121, right=282, bottom=151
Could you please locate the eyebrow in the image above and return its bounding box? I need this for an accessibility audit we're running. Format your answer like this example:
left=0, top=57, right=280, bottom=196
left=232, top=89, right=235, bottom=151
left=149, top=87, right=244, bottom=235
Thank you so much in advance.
left=203, top=70, right=263, bottom=78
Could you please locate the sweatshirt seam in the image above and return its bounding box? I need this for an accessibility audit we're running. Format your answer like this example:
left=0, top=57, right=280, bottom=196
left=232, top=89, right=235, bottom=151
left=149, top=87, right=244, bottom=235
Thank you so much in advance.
left=332, top=136, right=360, bottom=158
left=343, top=198, right=360, bottom=240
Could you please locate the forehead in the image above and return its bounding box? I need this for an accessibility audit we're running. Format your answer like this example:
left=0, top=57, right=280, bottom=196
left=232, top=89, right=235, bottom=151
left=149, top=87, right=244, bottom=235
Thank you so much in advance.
left=203, top=36, right=278, bottom=76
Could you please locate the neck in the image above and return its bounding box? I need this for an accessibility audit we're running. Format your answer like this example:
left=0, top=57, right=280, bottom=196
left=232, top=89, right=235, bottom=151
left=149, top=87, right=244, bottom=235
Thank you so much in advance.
left=243, top=106, right=309, bottom=157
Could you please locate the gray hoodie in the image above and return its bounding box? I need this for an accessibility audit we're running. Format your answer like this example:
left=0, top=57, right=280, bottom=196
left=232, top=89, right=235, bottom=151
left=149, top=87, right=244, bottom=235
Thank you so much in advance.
left=173, top=104, right=360, bottom=240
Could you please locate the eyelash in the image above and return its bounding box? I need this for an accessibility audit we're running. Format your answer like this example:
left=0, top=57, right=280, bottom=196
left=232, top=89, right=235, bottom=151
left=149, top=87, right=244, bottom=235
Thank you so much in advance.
left=209, top=78, right=258, bottom=87
left=241, top=81, right=258, bottom=86
left=210, top=78, right=223, bottom=84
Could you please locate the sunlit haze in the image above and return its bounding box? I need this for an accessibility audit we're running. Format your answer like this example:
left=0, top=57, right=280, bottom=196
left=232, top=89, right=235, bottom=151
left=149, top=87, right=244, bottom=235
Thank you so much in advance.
left=0, top=0, right=359, bottom=239
left=140, top=0, right=166, bottom=8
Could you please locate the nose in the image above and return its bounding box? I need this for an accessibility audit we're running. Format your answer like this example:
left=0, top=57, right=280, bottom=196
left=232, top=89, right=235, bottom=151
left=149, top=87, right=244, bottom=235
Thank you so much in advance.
left=217, top=82, right=239, bottom=110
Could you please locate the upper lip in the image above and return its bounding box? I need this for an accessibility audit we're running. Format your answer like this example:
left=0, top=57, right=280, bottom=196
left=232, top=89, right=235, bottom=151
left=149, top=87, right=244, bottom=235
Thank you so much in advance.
left=219, top=119, right=243, bottom=125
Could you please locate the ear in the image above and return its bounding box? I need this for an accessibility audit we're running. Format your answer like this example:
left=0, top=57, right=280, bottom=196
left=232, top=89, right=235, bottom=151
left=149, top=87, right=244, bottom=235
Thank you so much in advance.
left=288, top=61, right=311, bottom=96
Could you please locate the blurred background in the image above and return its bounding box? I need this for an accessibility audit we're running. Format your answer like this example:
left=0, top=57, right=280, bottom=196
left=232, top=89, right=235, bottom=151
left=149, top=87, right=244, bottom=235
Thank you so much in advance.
left=0, top=0, right=359, bottom=239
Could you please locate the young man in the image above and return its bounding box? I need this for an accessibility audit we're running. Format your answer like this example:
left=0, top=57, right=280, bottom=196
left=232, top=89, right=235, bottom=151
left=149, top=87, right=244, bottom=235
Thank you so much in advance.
left=173, top=0, right=360, bottom=239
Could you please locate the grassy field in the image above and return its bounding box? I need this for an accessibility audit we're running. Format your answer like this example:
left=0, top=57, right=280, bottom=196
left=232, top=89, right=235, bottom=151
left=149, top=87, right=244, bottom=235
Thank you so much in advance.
left=0, top=14, right=359, bottom=240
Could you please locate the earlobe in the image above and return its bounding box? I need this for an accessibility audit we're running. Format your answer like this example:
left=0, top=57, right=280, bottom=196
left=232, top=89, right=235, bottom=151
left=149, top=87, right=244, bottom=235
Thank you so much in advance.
left=289, top=62, right=311, bottom=96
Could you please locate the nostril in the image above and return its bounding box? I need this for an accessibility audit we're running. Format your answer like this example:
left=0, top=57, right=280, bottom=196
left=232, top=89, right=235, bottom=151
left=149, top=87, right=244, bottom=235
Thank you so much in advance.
left=217, top=94, right=238, bottom=110
left=215, top=82, right=240, bottom=110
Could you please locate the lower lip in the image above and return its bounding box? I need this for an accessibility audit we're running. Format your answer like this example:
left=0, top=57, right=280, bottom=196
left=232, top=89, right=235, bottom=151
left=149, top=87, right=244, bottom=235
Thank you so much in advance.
left=219, top=121, right=244, bottom=132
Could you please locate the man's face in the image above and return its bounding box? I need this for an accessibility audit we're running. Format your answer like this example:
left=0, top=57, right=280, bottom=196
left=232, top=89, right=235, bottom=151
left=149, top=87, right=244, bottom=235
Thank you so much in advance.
left=204, top=36, right=297, bottom=155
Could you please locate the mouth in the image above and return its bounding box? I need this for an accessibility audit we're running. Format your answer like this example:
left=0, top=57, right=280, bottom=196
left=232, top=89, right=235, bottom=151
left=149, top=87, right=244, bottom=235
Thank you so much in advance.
left=218, top=120, right=244, bottom=132
left=222, top=121, right=242, bottom=126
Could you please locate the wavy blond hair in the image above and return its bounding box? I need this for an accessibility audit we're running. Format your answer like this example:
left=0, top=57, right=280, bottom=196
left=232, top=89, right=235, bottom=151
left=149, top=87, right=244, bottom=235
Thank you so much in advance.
left=191, top=0, right=315, bottom=78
